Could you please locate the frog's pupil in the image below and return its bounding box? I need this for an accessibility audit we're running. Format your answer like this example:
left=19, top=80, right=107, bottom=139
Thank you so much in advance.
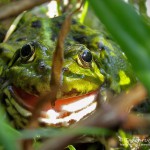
left=21, top=44, right=31, bottom=57
left=81, top=50, right=92, bottom=62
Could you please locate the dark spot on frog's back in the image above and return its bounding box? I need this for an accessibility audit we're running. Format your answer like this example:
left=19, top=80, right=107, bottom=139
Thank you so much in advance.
left=16, top=37, right=27, bottom=42
left=31, top=20, right=41, bottom=28
left=51, top=33, right=56, bottom=41
left=73, top=35, right=87, bottom=43
left=0, top=47, right=8, bottom=55
left=79, top=25, right=86, bottom=29
left=0, top=47, right=3, bottom=54
left=0, top=77, right=4, bottom=84
left=72, top=19, right=77, bottom=25
left=0, top=29, right=6, bottom=42
left=55, top=22, right=62, bottom=29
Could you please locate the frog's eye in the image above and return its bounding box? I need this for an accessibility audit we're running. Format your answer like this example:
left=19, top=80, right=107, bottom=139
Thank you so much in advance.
left=81, top=50, right=92, bottom=62
left=20, top=43, right=35, bottom=62
left=78, top=50, right=92, bottom=68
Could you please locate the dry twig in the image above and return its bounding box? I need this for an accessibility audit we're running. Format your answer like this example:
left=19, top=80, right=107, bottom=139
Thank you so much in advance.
left=0, top=0, right=51, bottom=20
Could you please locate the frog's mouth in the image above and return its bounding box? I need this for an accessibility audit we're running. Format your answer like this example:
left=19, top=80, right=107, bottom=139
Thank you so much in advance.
left=9, top=86, right=98, bottom=126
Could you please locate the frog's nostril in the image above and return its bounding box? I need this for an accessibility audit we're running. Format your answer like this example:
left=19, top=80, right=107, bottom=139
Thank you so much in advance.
left=38, top=61, right=51, bottom=73
left=98, top=42, right=106, bottom=51
left=39, top=61, right=46, bottom=69
left=62, top=67, right=69, bottom=72
left=16, top=37, right=27, bottom=42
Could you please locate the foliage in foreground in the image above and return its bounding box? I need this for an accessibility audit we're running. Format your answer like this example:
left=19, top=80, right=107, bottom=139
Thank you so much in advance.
left=1, top=0, right=150, bottom=149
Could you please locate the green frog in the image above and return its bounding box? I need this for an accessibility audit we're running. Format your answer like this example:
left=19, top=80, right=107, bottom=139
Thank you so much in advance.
left=0, top=12, right=136, bottom=128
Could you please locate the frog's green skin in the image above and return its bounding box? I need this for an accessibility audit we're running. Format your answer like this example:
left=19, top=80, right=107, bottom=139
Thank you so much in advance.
left=0, top=13, right=136, bottom=128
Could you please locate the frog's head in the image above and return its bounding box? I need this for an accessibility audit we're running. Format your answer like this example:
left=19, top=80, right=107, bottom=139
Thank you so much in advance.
left=2, top=40, right=104, bottom=127
left=1, top=13, right=136, bottom=128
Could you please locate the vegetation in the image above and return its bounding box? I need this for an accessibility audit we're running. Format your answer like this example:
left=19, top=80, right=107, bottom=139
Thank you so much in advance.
left=1, top=0, right=150, bottom=149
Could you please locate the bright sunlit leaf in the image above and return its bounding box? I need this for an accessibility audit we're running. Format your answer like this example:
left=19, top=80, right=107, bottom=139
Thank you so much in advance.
left=66, top=145, right=76, bottom=150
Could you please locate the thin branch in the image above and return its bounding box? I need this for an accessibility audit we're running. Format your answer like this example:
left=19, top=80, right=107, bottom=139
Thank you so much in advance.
left=0, top=0, right=51, bottom=20
left=123, top=113, right=150, bottom=131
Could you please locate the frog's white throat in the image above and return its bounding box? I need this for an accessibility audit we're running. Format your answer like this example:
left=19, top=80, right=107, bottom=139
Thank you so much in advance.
left=9, top=86, right=98, bottom=127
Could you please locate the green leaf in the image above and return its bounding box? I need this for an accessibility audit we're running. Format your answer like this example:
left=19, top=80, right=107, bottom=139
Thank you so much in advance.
left=66, top=145, right=76, bottom=150
left=118, top=130, right=129, bottom=148
left=0, top=110, right=20, bottom=150
left=80, top=1, right=89, bottom=23
left=3, top=11, right=26, bottom=42
left=88, top=0, right=150, bottom=93
left=21, top=127, right=113, bottom=139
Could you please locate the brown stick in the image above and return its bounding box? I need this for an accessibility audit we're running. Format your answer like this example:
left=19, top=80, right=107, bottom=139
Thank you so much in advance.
left=0, top=0, right=51, bottom=20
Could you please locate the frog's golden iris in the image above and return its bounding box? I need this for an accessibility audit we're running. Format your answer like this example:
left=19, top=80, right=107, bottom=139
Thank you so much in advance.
left=0, top=12, right=136, bottom=128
